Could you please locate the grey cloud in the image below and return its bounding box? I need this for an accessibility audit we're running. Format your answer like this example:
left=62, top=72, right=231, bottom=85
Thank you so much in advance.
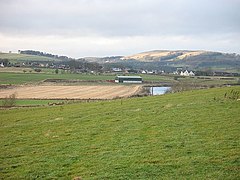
left=0, top=0, right=239, bottom=36
left=0, top=0, right=239, bottom=56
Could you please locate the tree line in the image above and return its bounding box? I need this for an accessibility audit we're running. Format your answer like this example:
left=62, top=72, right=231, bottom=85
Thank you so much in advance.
left=18, top=50, right=73, bottom=61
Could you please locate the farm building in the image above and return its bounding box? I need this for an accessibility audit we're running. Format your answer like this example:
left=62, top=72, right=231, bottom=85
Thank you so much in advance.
left=115, top=76, right=142, bottom=83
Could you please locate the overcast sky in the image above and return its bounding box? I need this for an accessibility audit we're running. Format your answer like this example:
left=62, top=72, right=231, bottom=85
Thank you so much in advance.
left=0, top=0, right=240, bottom=58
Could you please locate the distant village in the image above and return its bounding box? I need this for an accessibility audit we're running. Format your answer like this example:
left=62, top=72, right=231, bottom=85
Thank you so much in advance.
left=1, top=59, right=240, bottom=77
left=0, top=50, right=240, bottom=77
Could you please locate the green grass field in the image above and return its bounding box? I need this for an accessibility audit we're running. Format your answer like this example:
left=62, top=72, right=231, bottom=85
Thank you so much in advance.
left=0, top=86, right=239, bottom=179
left=0, top=71, right=239, bottom=86
left=0, top=72, right=115, bottom=85
left=0, top=72, right=177, bottom=85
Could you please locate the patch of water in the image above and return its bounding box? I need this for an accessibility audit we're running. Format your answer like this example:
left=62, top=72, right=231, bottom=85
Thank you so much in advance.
left=150, top=87, right=171, bottom=95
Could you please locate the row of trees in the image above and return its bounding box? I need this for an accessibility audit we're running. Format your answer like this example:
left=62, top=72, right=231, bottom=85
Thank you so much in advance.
left=61, top=60, right=103, bottom=72
left=19, top=50, right=72, bottom=61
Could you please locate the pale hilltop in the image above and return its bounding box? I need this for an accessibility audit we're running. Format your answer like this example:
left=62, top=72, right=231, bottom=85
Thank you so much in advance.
left=81, top=50, right=240, bottom=71
left=122, top=50, right=208, bottom=62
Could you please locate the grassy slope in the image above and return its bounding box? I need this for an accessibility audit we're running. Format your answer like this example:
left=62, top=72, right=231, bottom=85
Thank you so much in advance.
left=0, top=53, right=59, bottom=62
left=0, top=86, right=239, bottom=179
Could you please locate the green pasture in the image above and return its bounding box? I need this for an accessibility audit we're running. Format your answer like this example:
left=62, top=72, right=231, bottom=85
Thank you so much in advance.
left=0, top=71, right=239, bottom=86
left=0, top=71, right=177, bottom=85
left=0, top=72, right=115, bottom=85
left=177, top=76, right=240, bottom=86
left=140, top=74, right=176, bottom=82
left=0, top=86, right=239, bottom=179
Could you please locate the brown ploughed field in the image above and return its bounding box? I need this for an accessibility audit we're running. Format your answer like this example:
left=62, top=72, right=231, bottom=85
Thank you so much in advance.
left=0, top=85, right=141, bottom=99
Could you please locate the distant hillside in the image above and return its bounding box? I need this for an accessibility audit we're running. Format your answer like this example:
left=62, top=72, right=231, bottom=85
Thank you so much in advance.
left=82, top=50, right=240, bottom=72
left=122, top=50, right=240, bottom=67
left=0, top=53, right=61, bottom=62
left=122, top=50, right=240, bottom=71
left=1, top=49, right=240, bottom=72
left=19, top=50, right=74, bottom=61
left=123, top=50, right=206, bottom=62
left=0, top=50, right=79, bottom=63
left=84, top=56, right=123, bottom=63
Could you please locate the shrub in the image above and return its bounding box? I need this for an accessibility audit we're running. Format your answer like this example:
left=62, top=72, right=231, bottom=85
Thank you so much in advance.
left=34, top=68, right=42, bottom=72
left=174, top=76, right=178, bottom=80
left=2, top=93, right=17, bottom=107
left=224, top=90, right=240, bottom=100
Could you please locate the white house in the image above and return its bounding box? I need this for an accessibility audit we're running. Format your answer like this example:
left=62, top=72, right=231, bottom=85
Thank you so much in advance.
left=180, top=70, right=195, bottom=76
left=112, top=68, right=122, bottom=72
left=189, top=71, right=195, bottom=76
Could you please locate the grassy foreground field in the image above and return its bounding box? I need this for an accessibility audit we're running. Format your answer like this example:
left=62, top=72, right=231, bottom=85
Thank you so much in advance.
left=0, top=86, right=240, bottom=179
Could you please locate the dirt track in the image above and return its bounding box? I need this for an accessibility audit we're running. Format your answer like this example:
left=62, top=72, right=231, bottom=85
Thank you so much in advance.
left=0, top=85, right=141, bottom=99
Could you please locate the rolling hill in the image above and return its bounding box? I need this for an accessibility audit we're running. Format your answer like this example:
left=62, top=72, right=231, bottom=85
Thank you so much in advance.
left=122, top=50, right=240, bottom=70
left=122, top=50, right=206, bottom=62
left=82, top=50, right=240, bottom=72
left=0, top=53, right=60, bottom=62
left=1, top=50, right=240, bottom=72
